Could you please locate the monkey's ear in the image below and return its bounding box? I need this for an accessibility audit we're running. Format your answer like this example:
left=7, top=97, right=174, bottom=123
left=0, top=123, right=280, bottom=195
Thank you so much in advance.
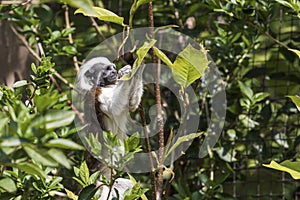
left=84, top=69, right=96, bottom=86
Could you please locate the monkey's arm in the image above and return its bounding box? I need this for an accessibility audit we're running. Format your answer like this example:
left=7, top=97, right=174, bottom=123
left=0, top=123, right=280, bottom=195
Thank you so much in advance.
left=98, top=65, right=144, bottom=116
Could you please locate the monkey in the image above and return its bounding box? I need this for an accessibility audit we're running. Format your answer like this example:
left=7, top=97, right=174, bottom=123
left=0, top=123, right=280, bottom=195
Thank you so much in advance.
left=77, top=56, right=144, bottom=139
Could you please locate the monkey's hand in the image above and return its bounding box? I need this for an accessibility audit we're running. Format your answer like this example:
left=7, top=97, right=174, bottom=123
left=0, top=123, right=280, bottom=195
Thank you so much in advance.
left=118, top=65, right=132, bottom=78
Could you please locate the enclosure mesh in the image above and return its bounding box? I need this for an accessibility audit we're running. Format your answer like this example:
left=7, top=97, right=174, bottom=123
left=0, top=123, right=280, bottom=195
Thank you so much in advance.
left=223, top=7, right=300, bottom=200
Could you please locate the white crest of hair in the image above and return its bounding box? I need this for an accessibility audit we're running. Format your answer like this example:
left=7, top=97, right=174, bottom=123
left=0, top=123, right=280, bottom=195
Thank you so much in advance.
left=77, top=57, right=112, bottom=91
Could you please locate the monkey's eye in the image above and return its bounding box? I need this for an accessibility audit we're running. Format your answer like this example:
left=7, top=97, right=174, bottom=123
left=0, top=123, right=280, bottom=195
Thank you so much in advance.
left=106, top=65, right=116, bottom=71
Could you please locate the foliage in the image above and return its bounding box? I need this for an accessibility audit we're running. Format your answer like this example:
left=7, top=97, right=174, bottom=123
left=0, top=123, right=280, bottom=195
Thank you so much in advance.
left=0, top=57, right=80, bottom=199
left=0, top=0, right=299, bottom=199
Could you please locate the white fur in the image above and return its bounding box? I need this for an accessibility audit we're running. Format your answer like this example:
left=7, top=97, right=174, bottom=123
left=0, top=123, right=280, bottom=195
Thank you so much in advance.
left=77, top=57, right=111, bottom=91
left=78, top=57, right=144, bottom=138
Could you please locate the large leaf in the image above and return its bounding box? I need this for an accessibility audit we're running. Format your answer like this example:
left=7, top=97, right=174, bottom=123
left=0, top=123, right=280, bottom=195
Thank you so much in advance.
left=65, top=188, right=78, bottom=200
left=120, top=39, right=157, bottom=80
left=24, top=146, right=58, bottom=167
left=165, top=132, right=204, bottom=159
left=287, top=95, right=300, bottom=111
left=263, top=160, right=300, bottom=179
left=0, top=178, right=17, bottom=193
left=32, top=110, right=75, bottom=131
left=172, top=44, right=209, bottom=88
left=133, top=39, right=157, bottom=70
left=238, top=81, right=253, bottom=99
left=7, top=162, right=48, bottom=179
left=288, top=48, right=300, bottom=59
left=75, top=7, right=125, bottom=26
left=79, top=161, right=90, bottom=185
left=0, top=137, right=23, bottom=147
left=78, top=185, right=98, bottom=200
left=34, top=91, right=62, bottom=112
left=0, top=113, right=9, bottom=131
left=129, top=0, right=152, bottom=26
left=13, top=80, right=28, bottom=88
left=48, top=148, right=72, bottom=169
left=45, top=138, right=85, bottom=150
left=63, top=0, right=95, bottom=16
left=153, top=47, right=173, bottom=68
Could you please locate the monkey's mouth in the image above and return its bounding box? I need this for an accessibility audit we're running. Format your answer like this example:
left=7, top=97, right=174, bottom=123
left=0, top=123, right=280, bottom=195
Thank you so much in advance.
left=106, top=74, right=118, bottom=84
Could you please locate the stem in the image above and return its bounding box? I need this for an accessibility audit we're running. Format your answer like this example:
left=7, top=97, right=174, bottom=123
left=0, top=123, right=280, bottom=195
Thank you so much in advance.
left=106, top=151, right=115, bottom=200
left=64, top=4, right=80, bottom=73
left=89, top=17, right=120, bottom=58
left=148, top=1, right=165, bottom=200
left=138, top=104, right=157, bottom=199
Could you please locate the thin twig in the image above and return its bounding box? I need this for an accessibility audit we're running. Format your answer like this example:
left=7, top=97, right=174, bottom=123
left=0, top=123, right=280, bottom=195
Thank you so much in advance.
left=0, top=0, right=38, bottom=4
left=138, top=103, right=157, bottom=198
left=89, top=17, right=118, bottom=56
left=148, top=1, right=165, bottom=200
left=8, top=23, right=40, bottom=61
left=49, top=75, right=85, bottom=125
left=9, top=23, right=79, bottom=92
left=64, top=4, right=80, bottom=72
left=117, top=26, right=130, bottom=59
left=264, top=31, right=290, bottom=50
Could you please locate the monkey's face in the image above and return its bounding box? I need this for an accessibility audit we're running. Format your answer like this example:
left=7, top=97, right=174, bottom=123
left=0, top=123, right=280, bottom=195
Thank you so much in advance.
left=85, top=63, right=118, bottom=87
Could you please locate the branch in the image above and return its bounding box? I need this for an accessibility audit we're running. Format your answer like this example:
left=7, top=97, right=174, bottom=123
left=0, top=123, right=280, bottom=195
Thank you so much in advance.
left=264, top=31, right=290, bottom=50
left=89, top=17, right=119, bottom=57
left=64, top=4, right=80, bottom=73
left=138, top=103, right=157, bottom=198
left=148, top=1, right=165, bottom=200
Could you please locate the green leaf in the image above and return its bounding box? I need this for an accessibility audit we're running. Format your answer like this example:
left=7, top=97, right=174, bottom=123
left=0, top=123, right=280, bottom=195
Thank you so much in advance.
left=80, top=161, right=90, bottom=185
left=238, top=81, right=253, bottom=99
left=34, top=91, right=61, bottom=113
left=8, top=162, right=48, bottom=179
left=288, top=48, right=300, bottom=59
left=0, top=178, right=17, bottom=193
left=0, top=137, right=22, bottom=147
left=120, top=39, right=157, bottom=80
left=32, top=110, right=75, bottom=131
left=48, top=148, right=72, bottom=169
left=134, top=39, right=157, bottom=68
left=165, top=132, right=204, bottom=159
left=24, top=146, right=58, bottom=167
left=49, top=177, right=63, bottom=188
left=75, top=7, right=125, bottom=26
left=126, top=133, right=140, bottom=152
left=13, top=80, right=28, bottom=88
left=238, top=114, right=259, bottom=128
left=45, top=138, right=85, bottom=150
left=129, top=0, right=152, bottom=27
left=252, top=92, right=270, bottom=104
left=153, top=47, right=173, bottom=68
left=136, top=0, right=152, bottom=8
left=74, top=166, right=80, bottom=177
left=63, top=0, right=95, bottom=16
left=65, top=188, right=78, bottom=200
left=287, top=95, right=300, bottom=111
left=63, top=45, right=77, bottom=55
left=31, top=63, right=37, bottom=74
left=0, top=113, right=9, bottom=131
left=88, top=171, right=100, bottom=185
left=172, top=44, right=209, bottom=88
left=78, top=185, right=98, bottom=200
left=73, top=177, right=86, bottom=187
left=263, top=160, right=300, bottom=179
left=128, top=174, right=148, bottom=200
